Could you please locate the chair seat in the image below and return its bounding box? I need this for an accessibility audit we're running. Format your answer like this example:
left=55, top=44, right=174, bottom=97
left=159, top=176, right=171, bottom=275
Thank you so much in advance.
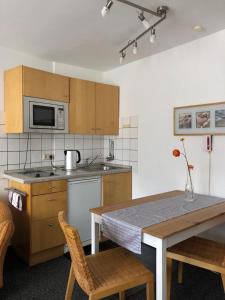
left=167, top=236, right=225, bottom=274
left=86, top=247, right=154, bottom=295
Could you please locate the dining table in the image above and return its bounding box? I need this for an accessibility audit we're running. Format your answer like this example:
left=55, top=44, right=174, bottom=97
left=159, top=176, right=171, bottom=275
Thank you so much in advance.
left=90, top=190, right=225, bottom=300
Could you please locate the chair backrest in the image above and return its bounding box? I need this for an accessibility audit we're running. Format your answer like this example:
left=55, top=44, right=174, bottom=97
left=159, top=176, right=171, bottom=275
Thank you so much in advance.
left=58, top=211, right=96, bottom=294
left=0, top=200, right=14, bottom=288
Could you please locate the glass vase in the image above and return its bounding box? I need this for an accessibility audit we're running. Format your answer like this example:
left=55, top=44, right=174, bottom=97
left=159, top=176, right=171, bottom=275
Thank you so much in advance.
left=185, top=170, right=195, bottom=201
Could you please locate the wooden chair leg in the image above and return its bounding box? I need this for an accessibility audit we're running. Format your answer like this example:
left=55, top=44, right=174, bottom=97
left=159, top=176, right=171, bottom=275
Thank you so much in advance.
left=65, top=265, right=75, bottom=300
left=221, top=274, right=225, bottom=292
left=167, top=258, right=173, bottom=300
left=146, top=280, right=154, bottom=300
left=119, top=291, right=125, bottom=300
left=178, top=262, right=183, bottom=284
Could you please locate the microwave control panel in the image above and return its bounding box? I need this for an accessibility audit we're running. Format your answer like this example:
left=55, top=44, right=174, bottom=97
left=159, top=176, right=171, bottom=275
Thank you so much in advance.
left=57, top=106, right=65, bottom=129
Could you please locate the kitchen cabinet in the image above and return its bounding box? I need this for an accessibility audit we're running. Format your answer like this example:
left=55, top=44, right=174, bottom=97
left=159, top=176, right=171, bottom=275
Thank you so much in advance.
left=69, top=79, right=119, bottom=135
left=9, top=179, right=67, bottom=266
left=4, top=65, right=69, bottom=133
left=69, top=78, right=96, bottom=134
left=95, top=83, right=119, bottom=135
left=102, top=172, right=132, bottom=206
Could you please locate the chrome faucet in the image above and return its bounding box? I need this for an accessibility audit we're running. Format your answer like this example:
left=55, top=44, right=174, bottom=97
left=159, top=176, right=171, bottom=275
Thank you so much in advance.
left=106, top=139, right=114, bottom=161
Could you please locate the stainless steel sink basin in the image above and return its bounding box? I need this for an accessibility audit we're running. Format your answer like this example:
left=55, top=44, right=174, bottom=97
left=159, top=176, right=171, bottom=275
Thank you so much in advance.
left=83, top=164, right=118, bottom=172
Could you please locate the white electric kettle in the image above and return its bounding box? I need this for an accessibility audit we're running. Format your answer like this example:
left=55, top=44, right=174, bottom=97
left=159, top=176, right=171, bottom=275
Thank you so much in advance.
left=64, top=150, right=81, bottom=170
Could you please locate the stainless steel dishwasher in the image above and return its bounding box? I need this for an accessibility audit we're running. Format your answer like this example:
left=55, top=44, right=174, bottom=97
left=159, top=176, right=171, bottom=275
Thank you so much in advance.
left=68, top=177, right=101, bottom=246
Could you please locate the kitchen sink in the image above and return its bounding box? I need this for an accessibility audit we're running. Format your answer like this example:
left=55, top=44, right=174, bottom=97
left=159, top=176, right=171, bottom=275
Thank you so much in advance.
left=83, top=164, right=118, bottom=172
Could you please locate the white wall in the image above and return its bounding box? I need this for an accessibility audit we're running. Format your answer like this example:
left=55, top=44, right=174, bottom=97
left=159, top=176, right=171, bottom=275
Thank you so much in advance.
left=103, top=29, right=225, bottom=242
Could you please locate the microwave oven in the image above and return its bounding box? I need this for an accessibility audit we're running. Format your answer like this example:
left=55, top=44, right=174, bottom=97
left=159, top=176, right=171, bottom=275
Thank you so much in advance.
left=23, top=97, right=68, bottom=133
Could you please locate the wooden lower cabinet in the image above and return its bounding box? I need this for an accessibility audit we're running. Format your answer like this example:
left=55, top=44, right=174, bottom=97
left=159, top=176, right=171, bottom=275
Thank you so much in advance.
left=31, top=217, right=65, bottom=253
left=9, top=179, right=67, bottom=266
left=102, top=172, right=132, bottom=206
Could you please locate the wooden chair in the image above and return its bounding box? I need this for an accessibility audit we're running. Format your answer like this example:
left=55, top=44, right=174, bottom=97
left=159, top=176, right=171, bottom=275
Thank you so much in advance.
left=0, top=200, right=14, bottom=288
left=58, top=211, right=154, bottom=300
left=166, top=236, right=225, bottom=300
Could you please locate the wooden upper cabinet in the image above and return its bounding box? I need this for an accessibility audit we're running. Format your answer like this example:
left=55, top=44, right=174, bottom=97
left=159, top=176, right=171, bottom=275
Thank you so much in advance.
left=69, top=78, right=96, bottom=134
left=4, top=65, right=69, bottom=133
left=69, top=80, right=119, bottom=135
left=23, top=66, right=69, bottom=102
left=102, top=172, right=132, bottom=206
left=95, top=83, right=119, bottom=135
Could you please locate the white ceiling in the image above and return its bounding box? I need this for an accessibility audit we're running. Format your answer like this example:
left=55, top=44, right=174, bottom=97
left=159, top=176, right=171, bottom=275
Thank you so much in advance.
left=0, top=0, right=225, bottom=71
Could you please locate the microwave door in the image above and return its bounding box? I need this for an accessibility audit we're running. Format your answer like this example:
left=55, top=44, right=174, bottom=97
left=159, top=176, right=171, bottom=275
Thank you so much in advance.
left=30, top=102, right=57, bottom=129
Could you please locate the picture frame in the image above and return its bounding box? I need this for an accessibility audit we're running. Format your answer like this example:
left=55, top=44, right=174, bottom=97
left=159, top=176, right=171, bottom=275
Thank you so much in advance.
left=174, top=101, right=225, bottom=135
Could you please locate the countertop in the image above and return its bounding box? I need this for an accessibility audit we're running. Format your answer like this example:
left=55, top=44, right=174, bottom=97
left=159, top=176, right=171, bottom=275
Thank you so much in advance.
left=2, top=163, right=132, bottom=184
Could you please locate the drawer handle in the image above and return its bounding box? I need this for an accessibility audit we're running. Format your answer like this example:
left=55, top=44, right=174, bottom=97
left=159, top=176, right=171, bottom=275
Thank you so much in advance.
left=48, top=198, right=57, bottom=202
left=48, top=224, right=54, bottom=228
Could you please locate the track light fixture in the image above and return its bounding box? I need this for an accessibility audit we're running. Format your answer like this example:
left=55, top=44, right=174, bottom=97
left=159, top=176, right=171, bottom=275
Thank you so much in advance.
left=100, top=1, right=169, bottom=62
left=132, top=41, right=138, bottom=55
left=120, top=51, right=126, bottom=64
left=150, top=28, right=156, bottom=43
left=138, top=12, right=150, bottom=30
left=101, top=0, right=113, bottom=17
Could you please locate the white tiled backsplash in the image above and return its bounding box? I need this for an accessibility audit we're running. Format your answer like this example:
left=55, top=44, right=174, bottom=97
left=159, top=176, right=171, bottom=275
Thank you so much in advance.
left=104, top=115, right=139, bottom=173
left=0, top=115, right=138, bottom=191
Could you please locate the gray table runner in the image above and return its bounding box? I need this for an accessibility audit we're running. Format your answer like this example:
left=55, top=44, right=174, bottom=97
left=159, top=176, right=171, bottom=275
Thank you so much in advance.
left=102, top=194, right=225, bottom=254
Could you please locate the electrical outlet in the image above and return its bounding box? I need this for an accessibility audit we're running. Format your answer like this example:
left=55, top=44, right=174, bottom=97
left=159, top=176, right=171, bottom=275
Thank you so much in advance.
left=42, top=153, right=54, bottom=161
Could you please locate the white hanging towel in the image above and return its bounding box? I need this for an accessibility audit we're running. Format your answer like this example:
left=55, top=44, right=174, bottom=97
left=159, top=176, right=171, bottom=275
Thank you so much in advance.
left=8, top=190, right=24, bottom=211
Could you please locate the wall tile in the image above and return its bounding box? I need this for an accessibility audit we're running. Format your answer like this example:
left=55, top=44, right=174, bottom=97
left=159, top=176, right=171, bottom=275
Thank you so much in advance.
left=31, top=151, right=42, bottom=163
left=0, top=138, right=7, bottom=151
left=75, top=138, right=84, bottom=150
left=20, top=138, right=30, bottom=151
left=65, top=138, right=74, bottom=149
left=0, top=152, right=7, bottom=166
left=84, top=138, right=93, bottom=149
left=54, top=138, right=65, bottom=150
left=31, top=138, right=42, bottom=151
left=8, top=151, right=19, bottom=165
left=8, top=138, right=20, bottom=151
left=42, top=138, right=52, bottom=151
left=54, top=149, right=65, bottom=161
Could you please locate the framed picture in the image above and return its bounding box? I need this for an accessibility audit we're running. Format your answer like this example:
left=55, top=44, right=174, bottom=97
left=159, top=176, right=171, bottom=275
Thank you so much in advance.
left=174, top=102, right=225, bottom=135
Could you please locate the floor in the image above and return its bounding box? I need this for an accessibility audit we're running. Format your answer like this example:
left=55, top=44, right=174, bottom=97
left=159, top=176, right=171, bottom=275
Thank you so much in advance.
left=0, top=243, right=224, bottom=300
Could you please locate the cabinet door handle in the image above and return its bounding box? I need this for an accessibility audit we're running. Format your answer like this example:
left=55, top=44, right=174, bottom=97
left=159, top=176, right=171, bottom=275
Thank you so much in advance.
left=48, top=198, right=56, bottom=202
left=48, top=224, right=54, bottom=228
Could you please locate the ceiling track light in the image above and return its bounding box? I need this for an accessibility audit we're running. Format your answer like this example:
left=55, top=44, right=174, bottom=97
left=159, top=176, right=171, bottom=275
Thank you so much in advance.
left=150, top=28, right=156, bottom=43
left=100, top=1, right=169, bottom=62
left=119, top=5, right=169, bottom=59
left=132, top=41, right=138, bottom=55
left=120, top=51, right=126, bottom=64
left=138, top=11, right=150, bottom=30
left=101, top=0, right=113, bottom=17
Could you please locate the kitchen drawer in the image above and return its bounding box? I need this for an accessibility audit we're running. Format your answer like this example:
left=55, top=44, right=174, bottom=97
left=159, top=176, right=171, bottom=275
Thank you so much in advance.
left=31, top=192, right=67, bottom=220
left=31, top=217, right=65, bottom=253
left=31, top=180, right=67, bottom=196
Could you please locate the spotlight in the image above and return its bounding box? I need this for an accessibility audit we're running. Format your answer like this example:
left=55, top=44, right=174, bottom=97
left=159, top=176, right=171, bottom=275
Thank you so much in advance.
left=101, top=0, right=113, bottom=17
left=120, top=52, right=126, bottom=64
left=132, top=41, right=138, bottom=55
left=150, top=28, right=156, bottom=43
left=138, top=12, right=150, bottom=30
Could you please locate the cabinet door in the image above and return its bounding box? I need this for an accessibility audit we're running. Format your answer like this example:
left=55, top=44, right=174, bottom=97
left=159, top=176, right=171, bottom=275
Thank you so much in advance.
left=69, top=78, right=96, bottom=134
left=31, top=192, right=67, bottom=220
left=103, top=172, right=132, bottom=206
left=23, top=66, right=69, bottom=102
left=95, top=83, right=119, bottom=135
left=31, top=217, right=65, bottom=253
